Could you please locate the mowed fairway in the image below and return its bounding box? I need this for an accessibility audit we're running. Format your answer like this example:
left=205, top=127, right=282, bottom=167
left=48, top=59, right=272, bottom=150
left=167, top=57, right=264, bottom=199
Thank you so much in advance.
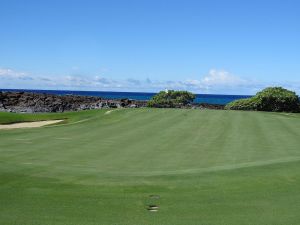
left=1, top=108, right=300, bottom=225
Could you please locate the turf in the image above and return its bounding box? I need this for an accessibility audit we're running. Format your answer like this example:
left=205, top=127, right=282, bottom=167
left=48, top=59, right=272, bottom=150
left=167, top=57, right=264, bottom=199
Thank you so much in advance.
left=1, top=108, right=300, bottom=225
left=0, top=109, right=102, bottom=124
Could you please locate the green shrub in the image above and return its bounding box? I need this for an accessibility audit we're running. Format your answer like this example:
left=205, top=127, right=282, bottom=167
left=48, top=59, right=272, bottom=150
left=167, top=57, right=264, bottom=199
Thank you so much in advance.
left=147, top=90, right=195, bottom=108
left=225, top=87, right=300, bottom=112
left=255, top=87, right=300, bottom=112
left=225, top=97, right=260, bottom=111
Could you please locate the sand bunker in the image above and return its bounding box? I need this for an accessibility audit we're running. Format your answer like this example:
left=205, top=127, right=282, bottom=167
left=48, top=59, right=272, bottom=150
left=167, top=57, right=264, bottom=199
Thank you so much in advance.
left=0, top=120, right=64, bottom=129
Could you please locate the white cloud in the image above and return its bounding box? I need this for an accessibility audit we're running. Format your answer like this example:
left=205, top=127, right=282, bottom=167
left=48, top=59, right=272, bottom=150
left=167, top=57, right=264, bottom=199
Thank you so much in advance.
left=192, top=69, right=261, bottom=94
left=201, top=69, right=247, bottom=87
left=127, top=78, right=141, bottom=85
left=94, top=76, right=112, bottom=85
left=0, top=67, right=300, bottom=95
left=0, top=68, right=30, bottom=79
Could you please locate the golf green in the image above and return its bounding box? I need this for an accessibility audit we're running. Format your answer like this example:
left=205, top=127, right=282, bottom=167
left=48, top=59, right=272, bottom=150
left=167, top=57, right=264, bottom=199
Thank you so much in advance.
left=1, top=108, right=300, bottom=225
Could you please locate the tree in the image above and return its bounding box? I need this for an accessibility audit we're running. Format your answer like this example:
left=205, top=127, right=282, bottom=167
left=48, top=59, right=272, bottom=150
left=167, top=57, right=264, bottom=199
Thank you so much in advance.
left=225, top=87, right=300, bottom=112
left=147, top=90, right=195, bottom=108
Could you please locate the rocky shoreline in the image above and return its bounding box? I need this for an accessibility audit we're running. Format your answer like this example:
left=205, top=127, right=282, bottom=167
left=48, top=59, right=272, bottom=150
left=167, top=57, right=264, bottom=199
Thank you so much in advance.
left=0, top=91, right=224, bottom=113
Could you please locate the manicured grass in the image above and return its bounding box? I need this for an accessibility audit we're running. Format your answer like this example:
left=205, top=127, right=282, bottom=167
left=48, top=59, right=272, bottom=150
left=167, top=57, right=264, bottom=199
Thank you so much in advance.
left=0, top=109, right=105, bottom=124
left=1, top=108, right=300, bottom=225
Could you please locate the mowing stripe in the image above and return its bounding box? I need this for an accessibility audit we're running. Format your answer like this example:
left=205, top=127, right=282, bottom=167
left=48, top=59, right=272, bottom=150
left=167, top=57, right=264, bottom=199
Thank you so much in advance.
left=94, top=156, right=300, bottom=177
left=48, top=109, right=120, bottom=128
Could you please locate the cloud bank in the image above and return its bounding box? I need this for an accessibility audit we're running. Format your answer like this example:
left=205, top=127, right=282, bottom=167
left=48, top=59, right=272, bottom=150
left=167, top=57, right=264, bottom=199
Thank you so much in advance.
left=0, top=68, right=299, bottom=95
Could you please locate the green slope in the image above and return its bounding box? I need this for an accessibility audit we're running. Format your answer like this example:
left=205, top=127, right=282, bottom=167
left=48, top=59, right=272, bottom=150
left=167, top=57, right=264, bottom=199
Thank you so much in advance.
left=0, top=109, right=300, bottom=225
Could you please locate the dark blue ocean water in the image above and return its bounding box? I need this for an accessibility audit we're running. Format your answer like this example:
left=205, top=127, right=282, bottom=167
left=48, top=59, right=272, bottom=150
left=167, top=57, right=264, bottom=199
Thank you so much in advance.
left=0, top=89, right=252, bottom=105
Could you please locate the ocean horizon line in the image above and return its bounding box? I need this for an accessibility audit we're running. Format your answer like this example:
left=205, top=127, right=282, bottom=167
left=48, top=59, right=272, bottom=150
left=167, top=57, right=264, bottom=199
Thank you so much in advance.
left=0, top=88, right=252, bottom=105
left=0, top=88, right=253, bottom=97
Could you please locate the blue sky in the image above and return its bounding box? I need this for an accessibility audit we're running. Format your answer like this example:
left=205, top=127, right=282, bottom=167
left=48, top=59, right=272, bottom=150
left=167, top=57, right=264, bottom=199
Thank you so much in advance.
left=0, top=0, right=300, bottom=94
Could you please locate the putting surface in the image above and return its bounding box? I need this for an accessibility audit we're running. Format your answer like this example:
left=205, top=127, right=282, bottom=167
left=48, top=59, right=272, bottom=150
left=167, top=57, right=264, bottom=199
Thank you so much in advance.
left=1, top=109, right=300, bottom=225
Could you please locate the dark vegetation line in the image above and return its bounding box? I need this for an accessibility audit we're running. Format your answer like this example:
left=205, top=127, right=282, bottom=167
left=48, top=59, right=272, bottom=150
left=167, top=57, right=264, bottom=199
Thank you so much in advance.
left=0, top=87, right=299, bottom=121
left=147, top=87, right=300, bottom=113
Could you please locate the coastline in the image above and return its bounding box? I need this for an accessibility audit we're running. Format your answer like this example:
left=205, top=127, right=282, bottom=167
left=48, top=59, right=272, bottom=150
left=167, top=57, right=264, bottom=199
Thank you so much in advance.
left=0, top=91, right=224, bottom=113
left=0, top=88, right=251, bottom=105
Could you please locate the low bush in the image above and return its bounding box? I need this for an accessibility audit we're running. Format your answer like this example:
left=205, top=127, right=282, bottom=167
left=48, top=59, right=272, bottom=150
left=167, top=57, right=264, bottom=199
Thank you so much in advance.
left=225, top=87, right=300, bottom=112
left=225, top=97, right=260, bottom=111
left=147, top=90, right=195, bottom=108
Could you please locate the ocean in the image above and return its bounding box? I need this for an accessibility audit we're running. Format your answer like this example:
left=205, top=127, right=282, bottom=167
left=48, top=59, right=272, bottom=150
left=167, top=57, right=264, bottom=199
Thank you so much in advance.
left=0, top=89, right=251, bottom=105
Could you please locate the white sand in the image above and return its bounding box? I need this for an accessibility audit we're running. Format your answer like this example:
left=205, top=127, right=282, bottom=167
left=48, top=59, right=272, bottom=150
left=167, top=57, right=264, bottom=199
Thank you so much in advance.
left=0, top=120, right=64, bottom=130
